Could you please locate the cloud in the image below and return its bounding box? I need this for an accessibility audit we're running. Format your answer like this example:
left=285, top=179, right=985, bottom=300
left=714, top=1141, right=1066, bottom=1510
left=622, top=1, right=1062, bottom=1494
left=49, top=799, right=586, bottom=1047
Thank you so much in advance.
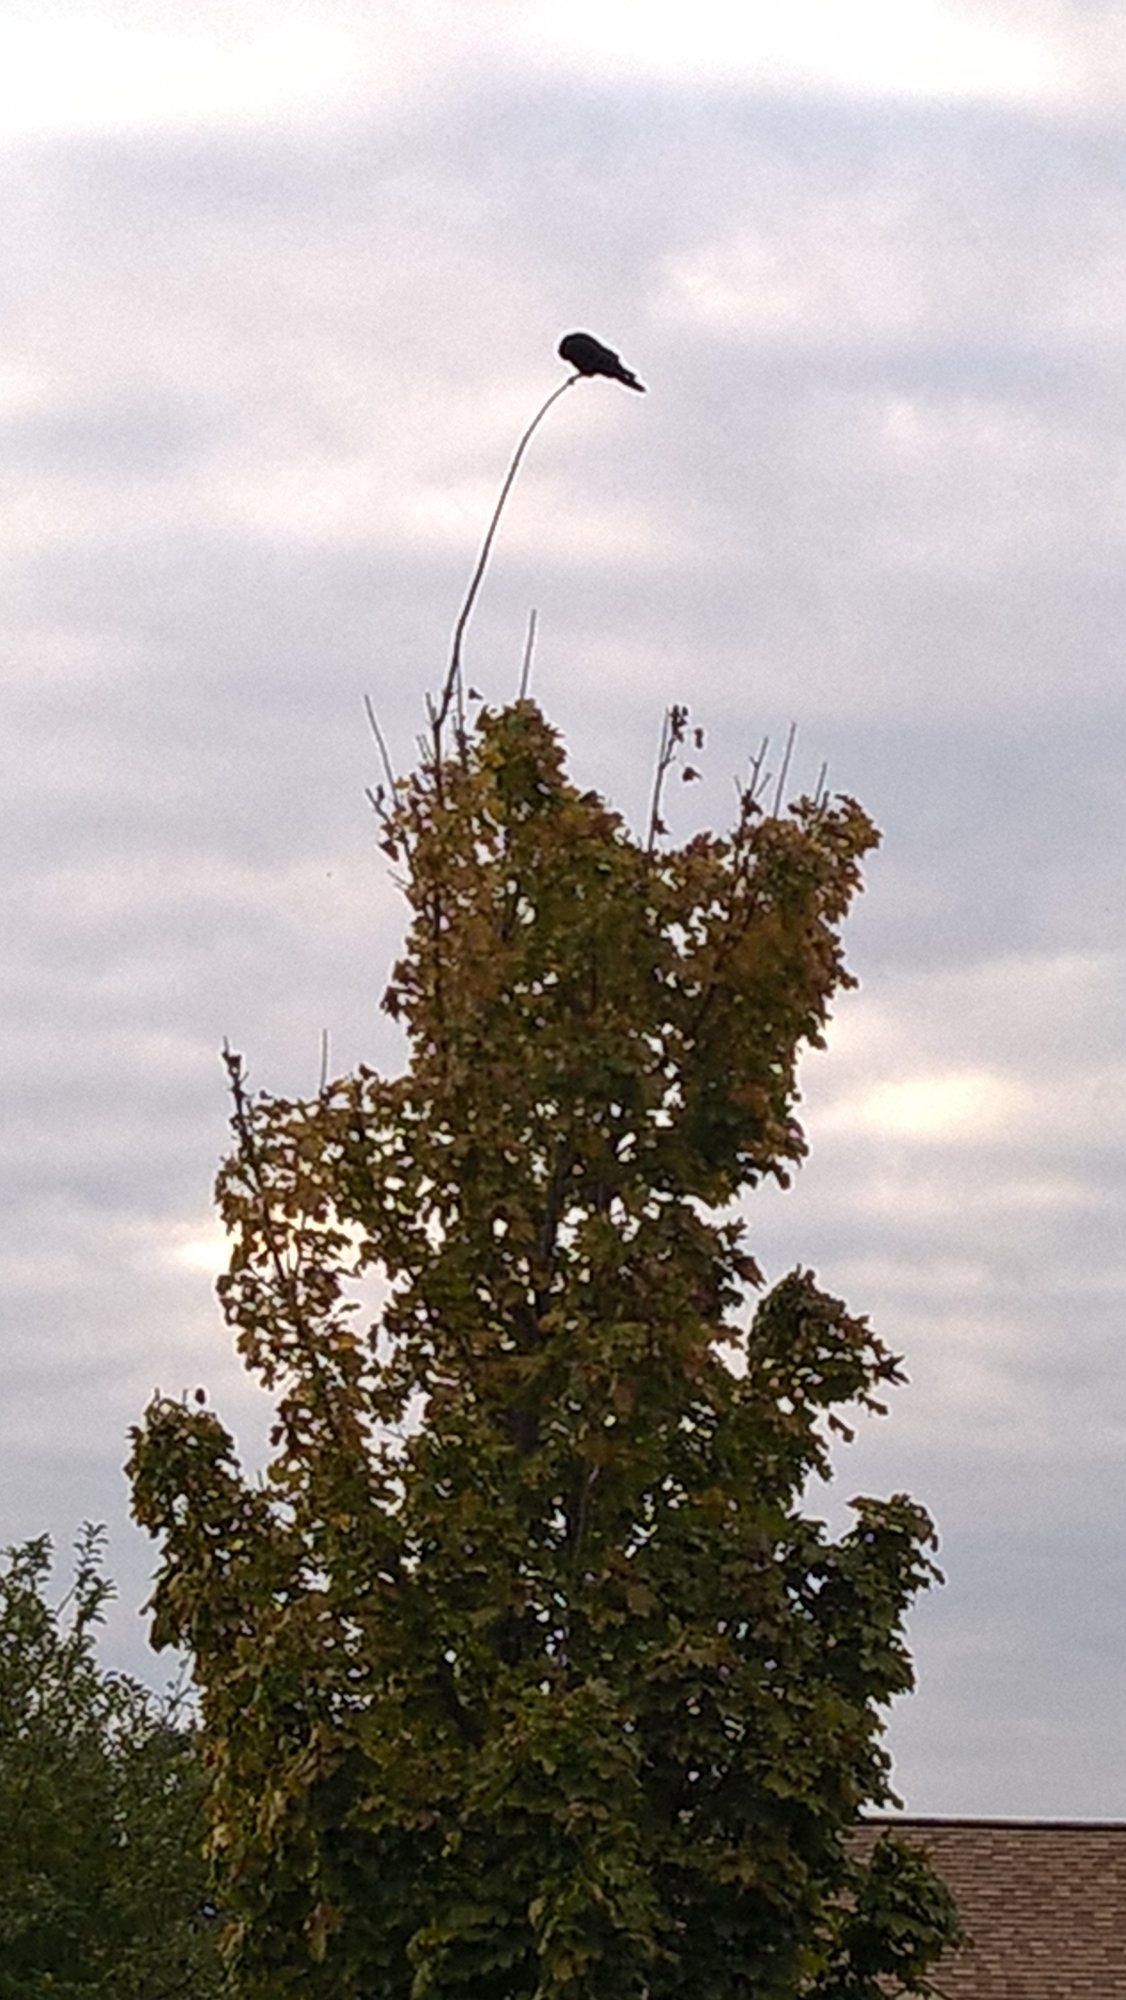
left=0, top=3, right=446, bottom=140
left=520, top=0, right=1052, bottom=103
left=0, top=14, right=1124, bottom=1821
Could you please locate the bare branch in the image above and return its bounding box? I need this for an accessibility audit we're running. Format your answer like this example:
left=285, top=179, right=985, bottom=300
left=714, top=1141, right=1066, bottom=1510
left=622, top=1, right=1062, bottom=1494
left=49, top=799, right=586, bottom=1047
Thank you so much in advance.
left=518, top=606, right=538, bottom=701
left=747, top=734, right=771, bottom=805
left=363, top=693, right=397, bottom=797
left=772, top=720, right=797, bottom=819
left=646, top=703, right=688, bottom=852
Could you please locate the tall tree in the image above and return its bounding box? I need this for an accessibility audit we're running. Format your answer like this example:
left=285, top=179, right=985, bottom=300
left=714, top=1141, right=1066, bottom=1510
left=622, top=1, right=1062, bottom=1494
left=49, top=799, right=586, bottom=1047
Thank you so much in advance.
left=0, top=1526, right=223, bottom=1999
left=130, top=700, right=958, bottom=1998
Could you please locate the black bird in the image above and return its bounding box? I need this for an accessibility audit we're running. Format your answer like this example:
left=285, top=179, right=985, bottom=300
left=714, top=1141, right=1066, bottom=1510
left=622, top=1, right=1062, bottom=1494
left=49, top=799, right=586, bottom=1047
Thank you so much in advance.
left=558, top=331, right=646, bottom=392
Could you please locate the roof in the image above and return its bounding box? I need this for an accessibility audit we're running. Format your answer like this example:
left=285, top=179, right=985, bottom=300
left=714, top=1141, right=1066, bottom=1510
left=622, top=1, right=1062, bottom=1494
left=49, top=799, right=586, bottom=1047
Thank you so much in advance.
left=852, top=1817, right=1126, bottom=1996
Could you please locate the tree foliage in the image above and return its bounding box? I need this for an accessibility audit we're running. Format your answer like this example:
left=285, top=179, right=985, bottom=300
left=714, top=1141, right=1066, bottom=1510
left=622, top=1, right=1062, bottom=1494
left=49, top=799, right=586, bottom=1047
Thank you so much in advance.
left=0, top=1525, right=223, bottom=1998
left=129, top=700, right=959, bottom=1997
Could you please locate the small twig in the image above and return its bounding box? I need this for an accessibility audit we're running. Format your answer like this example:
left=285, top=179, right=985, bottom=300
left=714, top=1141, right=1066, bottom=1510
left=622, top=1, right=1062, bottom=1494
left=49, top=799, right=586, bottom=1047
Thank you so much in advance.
left=646, top=710, right=672, bottom=851
left=433, top=374, right=578, bottom=763
left=646, top=703, right=688, bottom=852
left=813, top=758, right=829, bottom=810
left=362, top=693, right=397, bottom=798
left=318, top=1028, right=330, bottom=1096
left=772, top=720, right=797, bottom=818
left=746, top=735, right=771, bottom=805
left=518, top=606, right=538, bottom=701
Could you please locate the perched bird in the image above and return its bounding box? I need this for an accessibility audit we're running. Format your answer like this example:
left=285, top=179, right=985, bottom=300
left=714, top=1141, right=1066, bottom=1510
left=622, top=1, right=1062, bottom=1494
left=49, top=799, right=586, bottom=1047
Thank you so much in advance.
left=558, top=331, right=646, bottom=392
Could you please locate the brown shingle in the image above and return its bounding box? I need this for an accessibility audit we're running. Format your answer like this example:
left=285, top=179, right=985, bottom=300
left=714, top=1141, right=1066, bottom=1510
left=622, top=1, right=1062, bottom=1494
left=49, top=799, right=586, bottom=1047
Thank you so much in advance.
left=851, top=1818, right=1126, bottom=1996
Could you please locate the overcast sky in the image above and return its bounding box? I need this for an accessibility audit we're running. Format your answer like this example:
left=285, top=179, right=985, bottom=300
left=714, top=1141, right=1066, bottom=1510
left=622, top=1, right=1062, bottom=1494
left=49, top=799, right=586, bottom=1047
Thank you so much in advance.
left=3, top=0, right=1125, bottom=1820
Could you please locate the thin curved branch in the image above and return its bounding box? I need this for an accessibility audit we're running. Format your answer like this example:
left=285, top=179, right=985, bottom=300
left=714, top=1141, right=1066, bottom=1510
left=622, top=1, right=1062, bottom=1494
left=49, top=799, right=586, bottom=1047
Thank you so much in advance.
left=432, top=373, right=579, bottom=758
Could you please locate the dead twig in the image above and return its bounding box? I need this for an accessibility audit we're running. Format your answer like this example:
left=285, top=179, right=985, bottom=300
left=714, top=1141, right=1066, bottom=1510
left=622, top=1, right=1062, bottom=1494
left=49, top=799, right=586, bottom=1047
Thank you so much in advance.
left=363, top=693, right=397, bottom=798
left=646, top=703, right=688, bottom=851
left=772, top=720, right=797, bottom=819
left=518, top=606, right=538, bottom=701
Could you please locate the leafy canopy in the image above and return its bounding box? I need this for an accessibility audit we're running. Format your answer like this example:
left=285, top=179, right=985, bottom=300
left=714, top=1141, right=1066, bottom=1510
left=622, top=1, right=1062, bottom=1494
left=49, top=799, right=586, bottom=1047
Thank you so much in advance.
left=130, top=701, right=959, bottom=1998
left=0, top=1526, right=223, bottom=1999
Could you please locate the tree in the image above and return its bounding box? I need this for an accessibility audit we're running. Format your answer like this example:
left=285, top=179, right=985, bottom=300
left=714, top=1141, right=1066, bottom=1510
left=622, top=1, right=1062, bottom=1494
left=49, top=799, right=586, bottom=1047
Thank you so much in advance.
left=0, top=1525, right=224, bottom=1998
left=129, top=698, right=959, bottom=1997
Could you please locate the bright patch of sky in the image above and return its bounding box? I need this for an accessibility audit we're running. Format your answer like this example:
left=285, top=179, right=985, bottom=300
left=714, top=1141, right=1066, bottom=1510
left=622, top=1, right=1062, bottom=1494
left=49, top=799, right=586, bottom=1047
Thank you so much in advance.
left=830, top=1069, right=1025, bottom=1140
left=0, top=0, right=1078, bottom=144
left=521, top=0, right=1051, bottom=101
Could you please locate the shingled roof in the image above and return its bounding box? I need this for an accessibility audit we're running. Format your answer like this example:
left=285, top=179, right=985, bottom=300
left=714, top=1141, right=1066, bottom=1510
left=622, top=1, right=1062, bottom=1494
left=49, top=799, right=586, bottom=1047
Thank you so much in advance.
left=853, top=1817, right=1126, bottom=1996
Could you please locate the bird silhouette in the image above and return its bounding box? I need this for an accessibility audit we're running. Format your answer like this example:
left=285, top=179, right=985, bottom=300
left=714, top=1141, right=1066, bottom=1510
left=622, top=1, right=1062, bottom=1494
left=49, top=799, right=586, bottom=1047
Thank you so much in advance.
left=558, top=331, right=646, bottom=392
